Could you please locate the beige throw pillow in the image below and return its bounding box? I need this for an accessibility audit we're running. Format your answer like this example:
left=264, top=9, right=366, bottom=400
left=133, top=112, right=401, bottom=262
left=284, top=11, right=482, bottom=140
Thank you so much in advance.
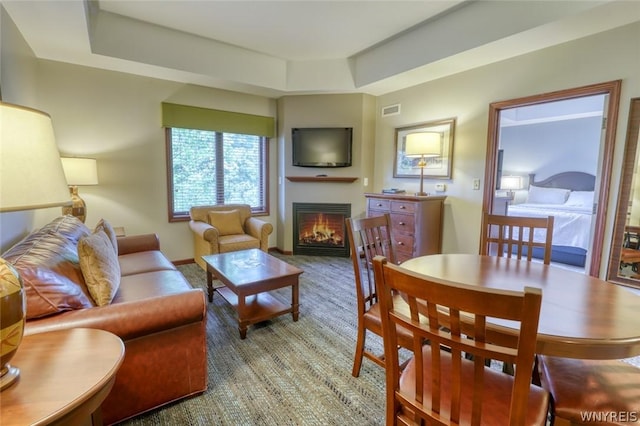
left=94, top=218, right=118, bottom=255
left=208, top=210, right=244, bottom=236
left=78, top=230, right=121, bottom=306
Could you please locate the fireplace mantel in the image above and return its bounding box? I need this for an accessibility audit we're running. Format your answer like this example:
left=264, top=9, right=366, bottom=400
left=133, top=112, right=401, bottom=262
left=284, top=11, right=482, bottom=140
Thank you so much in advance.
left=286, top=176, right=358, bottom=183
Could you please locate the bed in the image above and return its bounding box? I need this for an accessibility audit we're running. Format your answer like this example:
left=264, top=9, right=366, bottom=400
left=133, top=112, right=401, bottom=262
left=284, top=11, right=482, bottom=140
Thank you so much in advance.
left=506, top=171, right=595, bottom=267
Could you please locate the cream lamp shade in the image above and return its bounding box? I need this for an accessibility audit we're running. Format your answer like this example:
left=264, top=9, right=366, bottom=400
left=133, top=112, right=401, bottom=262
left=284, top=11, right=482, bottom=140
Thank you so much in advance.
left=0, top=101, right=70, bottom=391
left=61, top=158, right=99, bottom=185
left=60, top=158, right=98, bottom=223
left=404, top=132, right=441, bottom=158
left=0, top=102, right=71, bottom=212
left=501, top=175, right=523, bottom=191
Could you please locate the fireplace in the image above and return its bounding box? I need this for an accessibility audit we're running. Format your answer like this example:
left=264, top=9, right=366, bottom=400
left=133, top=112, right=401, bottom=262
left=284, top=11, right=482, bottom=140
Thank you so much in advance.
left=293, top=203, right=351, bottom=257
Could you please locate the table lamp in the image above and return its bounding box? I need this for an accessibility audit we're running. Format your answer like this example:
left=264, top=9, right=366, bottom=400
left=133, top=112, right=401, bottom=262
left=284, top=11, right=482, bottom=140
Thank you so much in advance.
left=0, top=101, right=71, bottom=391
left=404, top=132, right=441, bottom=196
left=500, top=175, right=523, bottom=200
left=61, top=157, right=99, bottom=223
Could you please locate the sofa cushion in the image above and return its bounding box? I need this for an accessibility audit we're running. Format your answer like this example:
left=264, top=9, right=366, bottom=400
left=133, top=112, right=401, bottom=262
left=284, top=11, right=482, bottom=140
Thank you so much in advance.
left=2, top=216, right=94, bottom=319
left=119, top=251, right=177, bottom=276
left=78, top=230, right=121, bottom=306
left=94, top=218, right=118, bottom=255
left=208, top=209, right=244, bottom=236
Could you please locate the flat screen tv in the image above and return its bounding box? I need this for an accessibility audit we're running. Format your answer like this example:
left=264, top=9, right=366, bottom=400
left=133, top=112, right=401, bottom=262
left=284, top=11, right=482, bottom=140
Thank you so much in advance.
left=292, top=127, right=352, bottom=168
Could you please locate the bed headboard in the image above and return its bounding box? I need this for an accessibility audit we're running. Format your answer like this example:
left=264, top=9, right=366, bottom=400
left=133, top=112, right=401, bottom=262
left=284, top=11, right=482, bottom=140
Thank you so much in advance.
left=528, top=171, right=596, bottom=191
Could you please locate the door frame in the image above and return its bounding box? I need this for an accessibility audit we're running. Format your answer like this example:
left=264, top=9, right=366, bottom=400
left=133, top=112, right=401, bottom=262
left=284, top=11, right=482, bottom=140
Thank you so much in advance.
left=482, top=80, right=621, bottom=277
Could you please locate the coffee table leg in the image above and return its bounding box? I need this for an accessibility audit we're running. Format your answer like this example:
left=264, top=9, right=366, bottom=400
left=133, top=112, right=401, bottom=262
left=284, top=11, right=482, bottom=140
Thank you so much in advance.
left=205, top=269, right=214, bottom=303
left=292, top=281, right=299, bottom=322
left=238, top=295, right=248, bottom=339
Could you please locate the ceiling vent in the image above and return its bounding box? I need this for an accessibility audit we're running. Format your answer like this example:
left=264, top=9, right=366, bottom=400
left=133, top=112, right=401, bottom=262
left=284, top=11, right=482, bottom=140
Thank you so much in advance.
left=381, top=104, right=401, bottom=117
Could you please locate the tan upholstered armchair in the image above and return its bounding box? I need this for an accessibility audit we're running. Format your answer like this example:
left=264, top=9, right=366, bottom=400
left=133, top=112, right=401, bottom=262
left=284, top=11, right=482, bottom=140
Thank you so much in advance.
left=189, top=204, right=273, bottom=271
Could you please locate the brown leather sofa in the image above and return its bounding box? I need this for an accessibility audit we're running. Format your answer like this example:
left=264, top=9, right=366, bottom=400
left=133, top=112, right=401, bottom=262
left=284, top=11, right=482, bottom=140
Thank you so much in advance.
left=2, top=216, right=207, bottom=425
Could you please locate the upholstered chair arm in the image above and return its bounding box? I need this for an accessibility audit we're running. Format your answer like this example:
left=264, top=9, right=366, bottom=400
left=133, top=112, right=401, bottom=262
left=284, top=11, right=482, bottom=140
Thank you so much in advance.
left=245, top=217, right=273, bottom=251
left=189, top=220, right=220, bottom=244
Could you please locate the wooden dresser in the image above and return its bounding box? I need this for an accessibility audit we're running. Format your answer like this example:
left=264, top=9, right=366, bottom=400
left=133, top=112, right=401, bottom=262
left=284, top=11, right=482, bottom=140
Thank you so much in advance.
left=365, top=193, right=446, bottom=263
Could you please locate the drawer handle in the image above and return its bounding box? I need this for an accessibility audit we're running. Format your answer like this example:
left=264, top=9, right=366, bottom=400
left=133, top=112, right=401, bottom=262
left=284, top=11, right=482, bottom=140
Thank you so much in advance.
left=397, top=241, right=404, bottom=246
left=398, top=222, right=406, bottom=226
left=377, top=203, right=383, bottom=207
left=399, top=205, right=406, bottom=209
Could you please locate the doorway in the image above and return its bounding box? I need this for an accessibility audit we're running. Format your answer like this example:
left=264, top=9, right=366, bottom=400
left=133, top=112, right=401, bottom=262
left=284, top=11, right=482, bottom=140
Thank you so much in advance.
left=482, top=81, right=622, bottom=276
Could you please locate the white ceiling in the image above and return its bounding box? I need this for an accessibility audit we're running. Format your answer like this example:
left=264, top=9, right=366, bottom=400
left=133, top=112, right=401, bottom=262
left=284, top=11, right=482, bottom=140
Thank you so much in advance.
left=2, top=0, right=639, bottom=98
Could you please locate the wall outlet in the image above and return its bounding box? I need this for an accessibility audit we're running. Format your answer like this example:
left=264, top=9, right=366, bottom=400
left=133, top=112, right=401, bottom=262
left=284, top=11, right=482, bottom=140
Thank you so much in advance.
left=363, top=177, right=369, bottom=186
left=473, top=178, right=481, bottom=190
left=435, top=183, right=446, bottom=192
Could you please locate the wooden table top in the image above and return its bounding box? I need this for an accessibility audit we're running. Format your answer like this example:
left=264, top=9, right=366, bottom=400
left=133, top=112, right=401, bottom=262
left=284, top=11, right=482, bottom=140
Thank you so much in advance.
left=203, top=249, right=303, bottom=288
left=1, top=328, right=125, bottom=426
left=401, top=254, right=640, bottom=360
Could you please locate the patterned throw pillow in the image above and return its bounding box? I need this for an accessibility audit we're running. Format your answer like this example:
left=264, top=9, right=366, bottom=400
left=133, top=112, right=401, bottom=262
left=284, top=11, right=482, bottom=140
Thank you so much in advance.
left=94, top=218, right=118, bottom=255
left=78, top=230, right=121, bottom=306
left=208, top=210, right=244, bottom=236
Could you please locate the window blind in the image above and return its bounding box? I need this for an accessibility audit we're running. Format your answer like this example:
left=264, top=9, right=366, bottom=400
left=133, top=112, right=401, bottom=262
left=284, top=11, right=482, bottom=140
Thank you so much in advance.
left=161, top=102, right=275, bottom=138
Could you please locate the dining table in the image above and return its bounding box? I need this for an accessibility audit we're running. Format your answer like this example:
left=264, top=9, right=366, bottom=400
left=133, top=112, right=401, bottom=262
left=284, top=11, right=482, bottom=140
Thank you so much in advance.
left=400, top=253, right=640, bottom=360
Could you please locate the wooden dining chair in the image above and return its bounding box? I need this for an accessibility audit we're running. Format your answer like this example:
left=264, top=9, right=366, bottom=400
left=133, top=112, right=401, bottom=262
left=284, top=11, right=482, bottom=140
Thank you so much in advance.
left=537, top=355, right=640, bottom=426
left=480, top=212, right=555, bottom=264
left=345, top=214, right=416, bottom=377
left=373, top=255, right=549, bottom=425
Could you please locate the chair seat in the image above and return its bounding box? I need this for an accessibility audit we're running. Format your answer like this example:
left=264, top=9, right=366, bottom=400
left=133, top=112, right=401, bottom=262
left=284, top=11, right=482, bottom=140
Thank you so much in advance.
left=400, top=347, right=549, bottom=426
left=219, top=234, right=260, bottom=253
left=364, top=293, right=422, bottom=345
left=538, top=355, right=640, bottom=425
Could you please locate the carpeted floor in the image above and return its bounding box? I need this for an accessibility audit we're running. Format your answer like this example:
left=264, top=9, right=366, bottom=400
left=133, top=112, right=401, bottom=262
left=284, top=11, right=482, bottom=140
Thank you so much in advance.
left=120, top=254, right=640, bottom=425
left=121, top=254, right=388, bottom=426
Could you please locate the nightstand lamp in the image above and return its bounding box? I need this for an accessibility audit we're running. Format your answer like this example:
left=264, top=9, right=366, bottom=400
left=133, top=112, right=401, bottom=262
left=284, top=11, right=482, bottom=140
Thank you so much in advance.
left=501, top=175, right=523, bottom=200
left=0, top=101, right=71, bottom=391
left=405, top=132, right=441, bottom=196
left=61, top=157, right=98, bottom=223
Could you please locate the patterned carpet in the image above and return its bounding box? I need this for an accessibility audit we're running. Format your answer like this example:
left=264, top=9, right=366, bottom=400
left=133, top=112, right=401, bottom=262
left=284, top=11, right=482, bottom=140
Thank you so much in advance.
left=121, top=254, right=387, bottom=426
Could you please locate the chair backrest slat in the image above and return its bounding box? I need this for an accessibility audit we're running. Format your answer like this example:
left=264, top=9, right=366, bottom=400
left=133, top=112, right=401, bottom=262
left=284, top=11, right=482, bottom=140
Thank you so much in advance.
left=346, top=214, right=397, bottom=313
left=480, top=213, right=554, bottom=264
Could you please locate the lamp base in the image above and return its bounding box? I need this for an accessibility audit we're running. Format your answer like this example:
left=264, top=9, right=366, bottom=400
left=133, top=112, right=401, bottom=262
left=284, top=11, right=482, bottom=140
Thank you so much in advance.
left=0, top=364, right=20, bottom=391
left=61, top=186, right=87, bottom=223
left=414, top=191, right=429, bottom=196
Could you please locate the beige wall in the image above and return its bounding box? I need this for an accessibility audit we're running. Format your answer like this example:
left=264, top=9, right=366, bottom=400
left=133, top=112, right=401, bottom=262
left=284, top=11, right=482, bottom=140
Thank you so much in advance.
left=375, top=22, right=640, bottom=275
left=276, top=94, right=376, bottom=253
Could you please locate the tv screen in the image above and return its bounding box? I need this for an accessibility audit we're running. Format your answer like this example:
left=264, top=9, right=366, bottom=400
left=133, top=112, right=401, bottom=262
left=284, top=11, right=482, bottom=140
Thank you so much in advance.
left=292, top=127, right=352, bottom=168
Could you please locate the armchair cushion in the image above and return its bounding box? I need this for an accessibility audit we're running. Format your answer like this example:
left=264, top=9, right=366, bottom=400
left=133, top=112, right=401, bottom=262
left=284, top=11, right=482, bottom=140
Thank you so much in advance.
left=208, top=209, right=244, bottom=236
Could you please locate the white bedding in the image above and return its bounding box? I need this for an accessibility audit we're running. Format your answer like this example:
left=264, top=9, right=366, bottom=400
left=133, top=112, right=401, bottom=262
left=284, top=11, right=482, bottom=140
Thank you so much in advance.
left=507, top=202, right=593, bottom=250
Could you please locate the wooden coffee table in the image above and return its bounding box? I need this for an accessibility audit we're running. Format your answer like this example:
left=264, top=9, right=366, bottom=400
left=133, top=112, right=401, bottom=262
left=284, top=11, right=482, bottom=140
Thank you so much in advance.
left=203, top=249, right=303, bottom=339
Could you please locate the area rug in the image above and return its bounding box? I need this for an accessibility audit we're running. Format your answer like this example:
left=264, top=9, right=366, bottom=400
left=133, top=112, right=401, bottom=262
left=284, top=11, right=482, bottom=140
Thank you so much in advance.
left=121, top=254, right=387, bottom=426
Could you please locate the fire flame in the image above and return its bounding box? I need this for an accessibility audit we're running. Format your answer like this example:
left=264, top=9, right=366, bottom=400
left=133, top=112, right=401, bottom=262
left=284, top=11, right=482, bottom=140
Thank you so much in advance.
left=300, top=213, right=343, bottom=245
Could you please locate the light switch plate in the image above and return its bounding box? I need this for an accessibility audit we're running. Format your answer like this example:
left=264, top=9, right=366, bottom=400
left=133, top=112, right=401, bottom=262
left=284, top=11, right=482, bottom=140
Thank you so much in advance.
left=435, top=183, right=446, bottom=192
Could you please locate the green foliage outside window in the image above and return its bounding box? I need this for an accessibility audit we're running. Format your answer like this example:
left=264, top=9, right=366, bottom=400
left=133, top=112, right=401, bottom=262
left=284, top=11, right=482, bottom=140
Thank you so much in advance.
left=168, top=127, right=267, bottom=220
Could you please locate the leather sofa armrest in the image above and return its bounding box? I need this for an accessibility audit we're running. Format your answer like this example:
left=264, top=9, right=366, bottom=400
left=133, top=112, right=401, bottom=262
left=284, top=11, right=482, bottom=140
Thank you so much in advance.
left=25, top=288, right=206, bottom=341
left=245, top=217, right=273, bottom=251
left=189, top=220, right=219, bottom=243
left=117, top=234, right=161, bottom=255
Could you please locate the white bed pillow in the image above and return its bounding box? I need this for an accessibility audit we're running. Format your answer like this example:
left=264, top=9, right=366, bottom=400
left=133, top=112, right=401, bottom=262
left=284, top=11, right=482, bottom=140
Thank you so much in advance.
left=565, top=191, right=594, bottom=207
left=526, top=185, right=570, bottom=204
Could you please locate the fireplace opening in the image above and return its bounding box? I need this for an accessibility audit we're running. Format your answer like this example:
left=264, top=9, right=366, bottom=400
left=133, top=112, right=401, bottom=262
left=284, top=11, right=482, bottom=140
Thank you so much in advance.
left=293, top=203, right=351, bottom=257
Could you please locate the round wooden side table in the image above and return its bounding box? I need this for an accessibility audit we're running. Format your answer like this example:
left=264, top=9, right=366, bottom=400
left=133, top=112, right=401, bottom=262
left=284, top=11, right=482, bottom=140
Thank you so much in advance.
left=0, top=328, right=125, bottom=426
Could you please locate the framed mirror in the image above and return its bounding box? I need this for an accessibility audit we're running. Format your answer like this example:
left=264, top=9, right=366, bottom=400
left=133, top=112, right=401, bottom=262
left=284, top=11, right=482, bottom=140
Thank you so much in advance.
left=608, top=97, right=640, bottom=288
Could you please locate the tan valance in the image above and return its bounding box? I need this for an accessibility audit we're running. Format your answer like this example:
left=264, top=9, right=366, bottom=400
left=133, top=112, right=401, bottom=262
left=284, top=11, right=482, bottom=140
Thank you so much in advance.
left=161, top=102, right=275, bottom=138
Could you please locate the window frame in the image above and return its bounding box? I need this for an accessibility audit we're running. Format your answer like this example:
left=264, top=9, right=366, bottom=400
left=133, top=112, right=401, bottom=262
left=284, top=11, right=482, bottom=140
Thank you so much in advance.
left=165, top=127, right=270, bottom=222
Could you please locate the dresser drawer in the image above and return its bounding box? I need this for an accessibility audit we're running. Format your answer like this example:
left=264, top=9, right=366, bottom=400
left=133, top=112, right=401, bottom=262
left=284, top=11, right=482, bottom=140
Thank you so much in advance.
left=368, top=198, right=391, bottom=212
left=391, top=201, right=416, bottom=214
left=394, top=233, right=415, bottom=253
left=391, top=213, right=415, bottom=234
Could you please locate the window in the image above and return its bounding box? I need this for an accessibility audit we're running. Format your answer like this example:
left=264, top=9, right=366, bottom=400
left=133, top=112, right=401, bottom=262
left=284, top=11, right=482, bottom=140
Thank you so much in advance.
left=166, top=127, right=269, bottom=221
